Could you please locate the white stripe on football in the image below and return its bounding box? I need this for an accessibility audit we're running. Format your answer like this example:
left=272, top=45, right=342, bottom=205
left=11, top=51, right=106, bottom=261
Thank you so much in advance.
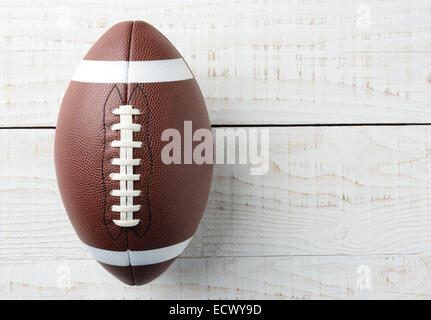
left=84, top=237, right=192, bottom=267
left=72, top=58, right=193, bottom=84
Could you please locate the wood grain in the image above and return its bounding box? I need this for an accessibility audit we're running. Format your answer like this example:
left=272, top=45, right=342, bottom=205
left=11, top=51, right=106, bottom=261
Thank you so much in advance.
left=2, top=127, right=431, bottom=263
left=2, top=255, right=431, bottom=299
left=1, top=0, right=430, bottom=126
left=2, top=0, right=431, bottom=300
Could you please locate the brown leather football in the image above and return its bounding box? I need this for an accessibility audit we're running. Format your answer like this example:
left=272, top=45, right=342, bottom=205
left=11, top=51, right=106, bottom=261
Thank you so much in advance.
left=54, top=21, right=213, bottom=285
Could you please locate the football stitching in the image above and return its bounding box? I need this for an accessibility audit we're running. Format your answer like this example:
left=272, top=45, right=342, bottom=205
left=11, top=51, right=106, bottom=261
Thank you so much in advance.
left=109, top=104, right=142, bottom=227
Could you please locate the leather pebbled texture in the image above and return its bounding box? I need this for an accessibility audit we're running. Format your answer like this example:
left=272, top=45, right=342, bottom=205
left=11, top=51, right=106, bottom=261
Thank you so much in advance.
left=54, top=21, right=213, bottom=285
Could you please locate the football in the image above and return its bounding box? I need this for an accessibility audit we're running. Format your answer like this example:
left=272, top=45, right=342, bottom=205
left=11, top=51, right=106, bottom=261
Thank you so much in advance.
left=54, top=21, right=213, bottom=285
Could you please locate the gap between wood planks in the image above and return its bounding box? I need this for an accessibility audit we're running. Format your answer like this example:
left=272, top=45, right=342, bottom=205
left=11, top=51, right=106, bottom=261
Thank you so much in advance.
left=4, top=123, right=431, bottom=129
left=6, top=252, right=426, bottom=262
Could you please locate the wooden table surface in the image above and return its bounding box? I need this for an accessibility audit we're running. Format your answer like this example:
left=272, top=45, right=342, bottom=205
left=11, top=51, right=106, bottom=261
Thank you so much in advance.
left=1, top=0, right=431, bottom=299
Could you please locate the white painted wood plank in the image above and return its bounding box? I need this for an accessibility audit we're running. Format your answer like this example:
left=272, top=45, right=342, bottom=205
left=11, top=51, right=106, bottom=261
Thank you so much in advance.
left=2, top=127, right=431, bottom=261
left=2, top=255, right=431, bottom=299
left=1, top=0, right=430, bottom=126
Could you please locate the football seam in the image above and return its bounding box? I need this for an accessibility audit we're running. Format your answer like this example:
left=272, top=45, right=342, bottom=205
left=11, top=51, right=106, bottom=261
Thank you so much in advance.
left=125, top=20, right=136, bottom=285
left=129, top=84, right=153, bottom=240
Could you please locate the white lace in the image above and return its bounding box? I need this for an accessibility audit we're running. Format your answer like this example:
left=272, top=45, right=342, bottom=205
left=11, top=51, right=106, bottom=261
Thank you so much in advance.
left=109, top=105, right=142, bottom=227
